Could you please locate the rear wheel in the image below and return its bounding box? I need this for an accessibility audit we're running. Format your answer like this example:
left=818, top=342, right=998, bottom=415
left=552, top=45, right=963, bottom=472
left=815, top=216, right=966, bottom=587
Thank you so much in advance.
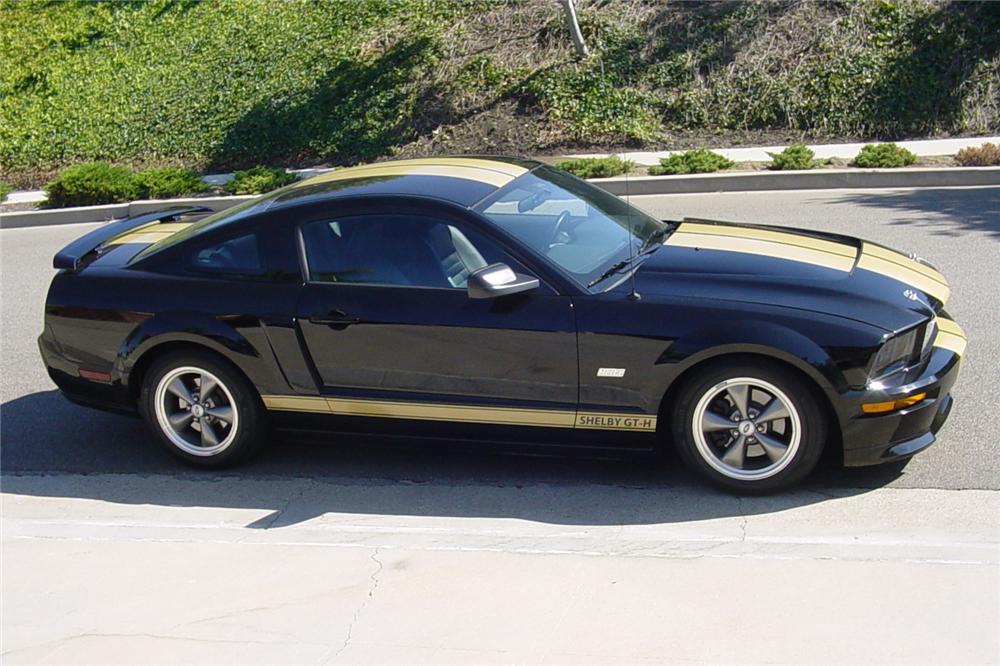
left=140, top=350, right=265, bottom=467
left=671, top=360, right=826, bottom=493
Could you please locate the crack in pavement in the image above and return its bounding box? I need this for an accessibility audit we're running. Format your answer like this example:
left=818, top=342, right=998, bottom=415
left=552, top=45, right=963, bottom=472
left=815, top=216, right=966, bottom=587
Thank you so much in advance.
left=324, top=547, right=384, bottom=663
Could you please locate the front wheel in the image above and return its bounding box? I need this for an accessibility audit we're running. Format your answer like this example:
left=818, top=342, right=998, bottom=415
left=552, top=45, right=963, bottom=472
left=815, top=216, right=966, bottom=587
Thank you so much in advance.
left=140, top=350, right=266, bottom=467
left=671, top=361, right=827, bottom=493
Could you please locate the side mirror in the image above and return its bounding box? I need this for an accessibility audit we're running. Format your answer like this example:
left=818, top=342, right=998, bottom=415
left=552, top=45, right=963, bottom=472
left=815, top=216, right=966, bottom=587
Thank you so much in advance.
left=467, top=263, right=539, bottom=299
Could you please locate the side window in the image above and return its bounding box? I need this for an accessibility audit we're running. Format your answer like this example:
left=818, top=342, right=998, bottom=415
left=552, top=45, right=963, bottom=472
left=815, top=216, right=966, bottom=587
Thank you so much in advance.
left=187, top=233, right=264, bottom=276
left=302, top=215, right=513, bottom=289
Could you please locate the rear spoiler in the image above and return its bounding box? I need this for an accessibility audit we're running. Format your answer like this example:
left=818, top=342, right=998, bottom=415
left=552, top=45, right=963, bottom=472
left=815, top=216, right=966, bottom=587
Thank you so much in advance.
left=53, top=206, right=211, bottom=271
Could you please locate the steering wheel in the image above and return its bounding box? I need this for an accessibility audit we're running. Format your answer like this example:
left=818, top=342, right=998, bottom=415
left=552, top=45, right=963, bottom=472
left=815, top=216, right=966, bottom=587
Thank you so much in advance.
left=549, top=210, right=575, bottom=246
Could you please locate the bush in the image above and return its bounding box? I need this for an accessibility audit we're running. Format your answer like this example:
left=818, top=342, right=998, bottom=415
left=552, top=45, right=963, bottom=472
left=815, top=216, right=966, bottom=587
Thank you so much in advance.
left=43, top=162, right=140, bottom=208
left=223, top=166, right=298, bottom=195
left=554, top=156, right=634, bottom=179
left=955, top=143, right=1000, bottom=166
left=852, top=143, right=917, bottom=168
left=767, top=144, right=822, bottom=171
left=0, top=182, right=11, bottom=202
left=648, top=149, right=734, bottom=175
left=135, top=167, right=209, bottom=199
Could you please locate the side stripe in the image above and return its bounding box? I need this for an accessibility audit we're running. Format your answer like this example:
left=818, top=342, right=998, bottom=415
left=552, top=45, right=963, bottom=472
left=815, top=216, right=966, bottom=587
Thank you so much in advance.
left=261, top=395, right=657, bottom=432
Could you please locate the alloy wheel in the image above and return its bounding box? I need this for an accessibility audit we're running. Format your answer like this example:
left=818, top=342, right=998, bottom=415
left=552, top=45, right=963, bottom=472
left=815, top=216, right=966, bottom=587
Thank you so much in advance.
left=153, top=366, right=239, bottom=457
left=691, top=376, right=801, bottom=481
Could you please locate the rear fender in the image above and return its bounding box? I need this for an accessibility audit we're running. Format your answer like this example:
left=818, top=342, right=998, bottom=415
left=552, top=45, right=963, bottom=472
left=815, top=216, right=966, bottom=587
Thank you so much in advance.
left=116, top=311, right=287, bottom=395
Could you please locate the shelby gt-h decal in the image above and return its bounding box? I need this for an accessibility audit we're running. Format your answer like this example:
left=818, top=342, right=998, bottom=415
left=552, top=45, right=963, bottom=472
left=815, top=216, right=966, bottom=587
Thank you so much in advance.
left=39, top=157, right=965, bottom=492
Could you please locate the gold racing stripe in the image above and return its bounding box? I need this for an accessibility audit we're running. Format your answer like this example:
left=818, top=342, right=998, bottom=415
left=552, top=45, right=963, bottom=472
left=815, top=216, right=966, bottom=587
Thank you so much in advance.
left=677, top=222, right=857, bottom=260
left=856, top=245, right=950, bottom=304
left=104, top=222, right=193, bottom=246
left=332, top=157, right=529, bottom=179
left=934, top=317, right=967, bottom=357
left=666, top=230, right=855, bottom=273
left=862, top=243, right=946, bottom=283
left=261, top=395, right=657, bottom=432
left=302, top=161, right=521, bottom=189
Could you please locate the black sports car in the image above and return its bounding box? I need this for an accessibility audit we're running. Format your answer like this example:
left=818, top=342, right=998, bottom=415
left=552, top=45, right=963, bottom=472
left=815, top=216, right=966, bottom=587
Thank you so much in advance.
left=39, top=157, right=966, bottom=491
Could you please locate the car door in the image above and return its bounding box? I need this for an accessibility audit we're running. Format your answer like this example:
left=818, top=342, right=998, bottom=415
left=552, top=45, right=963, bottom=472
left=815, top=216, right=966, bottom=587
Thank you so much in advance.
left=294, top=203, right=579, bottom=437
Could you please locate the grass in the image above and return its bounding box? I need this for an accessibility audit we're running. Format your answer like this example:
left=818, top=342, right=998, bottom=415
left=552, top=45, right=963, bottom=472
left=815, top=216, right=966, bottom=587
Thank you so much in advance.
left=2, top=0, right=998, bottom=183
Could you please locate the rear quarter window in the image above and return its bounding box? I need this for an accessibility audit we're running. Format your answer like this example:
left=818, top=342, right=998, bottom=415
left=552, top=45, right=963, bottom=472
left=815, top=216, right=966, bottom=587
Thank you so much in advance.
left=186, top=233, right=264, bottom=276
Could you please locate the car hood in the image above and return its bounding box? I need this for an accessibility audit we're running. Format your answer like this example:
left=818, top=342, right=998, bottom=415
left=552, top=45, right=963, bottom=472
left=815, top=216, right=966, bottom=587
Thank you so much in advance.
left=635, top=219, right=948, bottom=332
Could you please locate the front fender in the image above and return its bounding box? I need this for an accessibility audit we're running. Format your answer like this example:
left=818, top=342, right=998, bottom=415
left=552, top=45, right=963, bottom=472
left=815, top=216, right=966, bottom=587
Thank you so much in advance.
left=659, top=318, right=857, bottom=395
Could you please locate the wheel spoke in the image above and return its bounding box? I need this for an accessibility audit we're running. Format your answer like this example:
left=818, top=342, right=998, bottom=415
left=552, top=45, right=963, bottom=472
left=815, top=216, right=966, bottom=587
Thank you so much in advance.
left=200, top=420, right=220, bottom=448
left=166, top=377, right=194, bottom=405
left=167, top=411, right=194, bottom=432
left=726, top=384, right=750, bottom=419
left=720, top=435, right=747, bottom=468
left=756, top=398, right=790, bottom=424
left=205, top=405, right=234, bottom=424
left=199, top=373, right=218, bottom=401
left=702, top=411, right=736, bottom=432
left=756, top=432, right=789, bottom=463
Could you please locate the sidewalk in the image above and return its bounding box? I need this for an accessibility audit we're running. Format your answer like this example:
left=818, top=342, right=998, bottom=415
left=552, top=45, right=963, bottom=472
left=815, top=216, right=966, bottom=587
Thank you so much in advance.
left=7, top=136, right=999, bottom=206
left=3, top=474, right=998, bottom=664
left=568, top=135, right=1000, bottom=165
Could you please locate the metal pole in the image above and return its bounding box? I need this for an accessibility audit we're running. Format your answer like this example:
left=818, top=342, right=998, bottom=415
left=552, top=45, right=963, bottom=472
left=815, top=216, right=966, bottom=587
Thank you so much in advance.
left=560, top=0, right=589, bottom=57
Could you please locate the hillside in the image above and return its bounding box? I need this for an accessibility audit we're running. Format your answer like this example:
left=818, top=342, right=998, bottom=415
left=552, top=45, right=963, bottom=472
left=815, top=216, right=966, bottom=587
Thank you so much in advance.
left=2, top=0, right=998, bottom=184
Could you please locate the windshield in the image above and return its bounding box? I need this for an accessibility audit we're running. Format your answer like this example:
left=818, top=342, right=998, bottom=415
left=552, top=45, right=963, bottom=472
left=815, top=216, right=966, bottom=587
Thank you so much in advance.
left=473, top=165, right=668, bottom=289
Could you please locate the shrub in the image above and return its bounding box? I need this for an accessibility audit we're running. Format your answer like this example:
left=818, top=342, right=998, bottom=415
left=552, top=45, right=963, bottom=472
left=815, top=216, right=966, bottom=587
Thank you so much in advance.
left=0, top=182, right=11, bottom=202
left=135, top=167, right=209, bottom=199
left=648, top=149, right=734, bottom=175
left=767, top=144, right=822, bottom=171
left=43, top=162, right=140, bottom=208
left=554, top=156, right=634, bottom=179
left=955, top=143, right=1000, bottom=166
left=223, top=166, right=298, bottom=195
left=852, top=143, right=917, bottom=168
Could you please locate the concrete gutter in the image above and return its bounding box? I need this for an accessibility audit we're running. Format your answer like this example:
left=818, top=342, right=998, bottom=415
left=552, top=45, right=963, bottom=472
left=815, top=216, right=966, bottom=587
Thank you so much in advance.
left=3, top=167, right=999, bottom=229
left=593, top=166, right=1000, bottom=196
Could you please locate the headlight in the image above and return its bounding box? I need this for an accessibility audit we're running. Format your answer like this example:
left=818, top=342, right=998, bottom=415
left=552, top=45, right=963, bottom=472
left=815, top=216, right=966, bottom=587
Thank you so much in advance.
left=870, top=328, right=919, bottom=379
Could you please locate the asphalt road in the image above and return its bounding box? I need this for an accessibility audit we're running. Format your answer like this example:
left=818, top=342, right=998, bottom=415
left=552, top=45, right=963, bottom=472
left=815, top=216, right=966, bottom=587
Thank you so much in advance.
left=2, top=186, right=998, bottom=491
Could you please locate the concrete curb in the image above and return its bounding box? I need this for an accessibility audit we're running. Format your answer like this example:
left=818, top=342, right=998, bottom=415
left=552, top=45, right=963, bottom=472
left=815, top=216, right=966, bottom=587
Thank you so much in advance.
left=2, top=167, right=998, bottom=229
left=593, top=166, right=1000, bottom=196
left=0, top=195, right=255, bottom=230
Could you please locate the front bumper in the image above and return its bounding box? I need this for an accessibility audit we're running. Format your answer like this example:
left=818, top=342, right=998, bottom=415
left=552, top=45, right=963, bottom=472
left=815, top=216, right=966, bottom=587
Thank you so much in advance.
left=840, top=345, right=961, bottom=467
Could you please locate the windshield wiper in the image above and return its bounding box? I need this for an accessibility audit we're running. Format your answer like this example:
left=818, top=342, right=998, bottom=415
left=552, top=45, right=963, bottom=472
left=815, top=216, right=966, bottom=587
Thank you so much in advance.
left=587, top=257, right=638, bottom=288
left=638, top=224, right=675, bottom=254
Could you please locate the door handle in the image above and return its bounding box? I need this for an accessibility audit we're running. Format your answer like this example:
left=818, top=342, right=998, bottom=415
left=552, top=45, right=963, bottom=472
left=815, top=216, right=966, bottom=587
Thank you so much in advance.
left=308, top=309, right=360, bottom=325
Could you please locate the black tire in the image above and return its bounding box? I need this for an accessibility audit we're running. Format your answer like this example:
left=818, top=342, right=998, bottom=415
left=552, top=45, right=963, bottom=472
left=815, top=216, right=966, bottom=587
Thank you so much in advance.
left=139, top=349, right=266, bottom=468
left=670, top=359, right=827, bottom=493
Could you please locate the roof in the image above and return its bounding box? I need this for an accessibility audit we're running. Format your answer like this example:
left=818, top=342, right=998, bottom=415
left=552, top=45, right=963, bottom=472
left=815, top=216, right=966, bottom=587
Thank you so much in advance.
left=272, top=156, right=540, bottom=208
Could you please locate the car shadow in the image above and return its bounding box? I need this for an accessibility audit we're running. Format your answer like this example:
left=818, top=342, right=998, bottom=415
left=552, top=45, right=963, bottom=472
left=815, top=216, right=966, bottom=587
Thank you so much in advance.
left=1, top=390, right=910, bottom=528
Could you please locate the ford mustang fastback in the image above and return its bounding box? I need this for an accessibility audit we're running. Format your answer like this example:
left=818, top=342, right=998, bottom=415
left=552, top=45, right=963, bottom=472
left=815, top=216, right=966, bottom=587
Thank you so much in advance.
left=39, top=157, right=966, bottom=491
